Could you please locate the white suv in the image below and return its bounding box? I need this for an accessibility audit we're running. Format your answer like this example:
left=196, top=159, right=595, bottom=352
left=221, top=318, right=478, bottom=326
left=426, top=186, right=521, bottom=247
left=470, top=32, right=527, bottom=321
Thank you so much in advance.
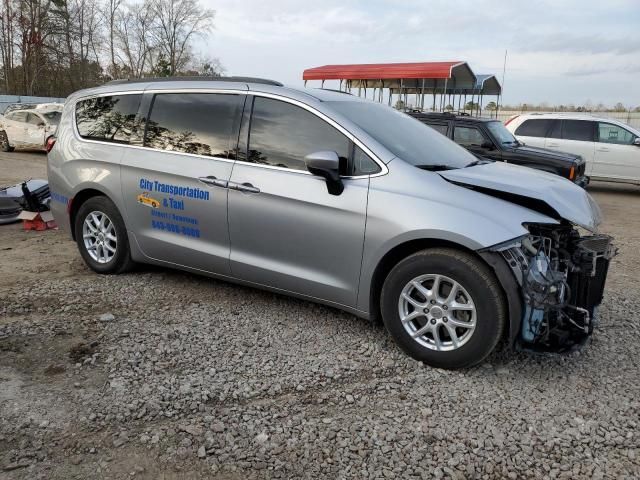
left=505, top=113, right=640, bottom=185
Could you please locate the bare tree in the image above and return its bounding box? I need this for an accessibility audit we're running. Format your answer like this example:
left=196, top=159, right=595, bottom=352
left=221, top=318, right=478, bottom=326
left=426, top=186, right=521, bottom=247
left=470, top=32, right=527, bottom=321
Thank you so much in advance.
left=0, top=0, right=220, bottom=95
left=114, top=2, right=155, bottom=77
left=148, top=0, right=214, bottom=75
left=102, top=0, right=123, bottom=78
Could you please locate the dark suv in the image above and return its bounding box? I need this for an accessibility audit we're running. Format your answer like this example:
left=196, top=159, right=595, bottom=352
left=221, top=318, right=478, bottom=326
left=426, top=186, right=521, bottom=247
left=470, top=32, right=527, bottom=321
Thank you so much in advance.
left=409, top=112, right=588, bottom=187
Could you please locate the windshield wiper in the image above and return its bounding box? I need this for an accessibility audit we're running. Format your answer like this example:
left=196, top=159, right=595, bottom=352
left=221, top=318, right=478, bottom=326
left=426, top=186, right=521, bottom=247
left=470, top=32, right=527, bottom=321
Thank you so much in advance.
left=415, top=164, right=457, bottom=171
left=465, top=159, right=492, bottom=168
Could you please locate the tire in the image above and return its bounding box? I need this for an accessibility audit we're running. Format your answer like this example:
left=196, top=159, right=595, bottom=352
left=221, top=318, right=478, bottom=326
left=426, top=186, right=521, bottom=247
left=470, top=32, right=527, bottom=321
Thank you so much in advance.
left=381, top=248, right=506, bottom=369
left=0, top=130, right=14, bottom=152
left=74, top=196, right=134, bottom=274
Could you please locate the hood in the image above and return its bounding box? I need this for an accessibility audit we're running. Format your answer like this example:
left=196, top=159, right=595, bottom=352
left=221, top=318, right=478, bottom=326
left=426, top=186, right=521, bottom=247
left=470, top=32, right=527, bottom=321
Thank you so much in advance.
left=439, top=162, right=601, bottom=231
left=509, top=144, right=583, bottom=164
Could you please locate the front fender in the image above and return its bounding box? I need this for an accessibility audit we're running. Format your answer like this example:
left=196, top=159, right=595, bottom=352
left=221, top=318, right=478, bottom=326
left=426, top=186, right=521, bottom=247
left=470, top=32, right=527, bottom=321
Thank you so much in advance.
left=356, top=159, right=557, bottom=314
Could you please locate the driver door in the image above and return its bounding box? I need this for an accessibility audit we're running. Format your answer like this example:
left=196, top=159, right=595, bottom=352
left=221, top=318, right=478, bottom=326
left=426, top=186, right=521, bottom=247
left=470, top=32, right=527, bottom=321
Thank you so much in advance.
left=3, top=112, right=29, bottom=145
left=227, top=96, right=371, bottom=307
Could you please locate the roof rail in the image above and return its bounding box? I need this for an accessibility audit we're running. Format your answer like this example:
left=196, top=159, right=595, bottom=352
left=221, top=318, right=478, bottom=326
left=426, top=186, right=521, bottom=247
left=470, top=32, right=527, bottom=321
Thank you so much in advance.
left=317, top=88, right=352, bottom=95
left=106, top=76, right=283, bottom=86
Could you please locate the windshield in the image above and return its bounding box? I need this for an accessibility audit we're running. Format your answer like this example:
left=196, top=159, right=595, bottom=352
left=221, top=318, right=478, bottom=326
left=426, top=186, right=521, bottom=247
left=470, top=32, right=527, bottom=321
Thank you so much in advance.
left=41, top=111, right=62, bottom=125
left=327, top=101, right=477, bottom=169
left=486, top=120, right=517, bottom=145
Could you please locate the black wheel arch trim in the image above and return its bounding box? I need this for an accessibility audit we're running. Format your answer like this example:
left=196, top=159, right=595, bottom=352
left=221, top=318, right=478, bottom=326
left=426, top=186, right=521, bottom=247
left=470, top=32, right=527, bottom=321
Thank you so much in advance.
left=478, top=250, right=523, bottom=346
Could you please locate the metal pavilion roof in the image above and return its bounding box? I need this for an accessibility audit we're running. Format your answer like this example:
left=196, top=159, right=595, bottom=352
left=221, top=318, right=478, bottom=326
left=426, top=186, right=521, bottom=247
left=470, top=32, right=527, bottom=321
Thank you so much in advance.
left=302, top=61, right=476, bottom=91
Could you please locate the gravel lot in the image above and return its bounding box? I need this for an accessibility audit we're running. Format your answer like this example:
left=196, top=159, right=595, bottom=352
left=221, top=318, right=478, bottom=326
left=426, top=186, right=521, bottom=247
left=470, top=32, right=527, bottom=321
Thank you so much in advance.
left=1, top=150, right=639, bottom=479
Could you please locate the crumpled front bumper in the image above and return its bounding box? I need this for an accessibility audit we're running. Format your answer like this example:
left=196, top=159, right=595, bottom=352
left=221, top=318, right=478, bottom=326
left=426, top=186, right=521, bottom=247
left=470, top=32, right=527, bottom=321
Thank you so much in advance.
left=496, top=232, right=615, bottom=352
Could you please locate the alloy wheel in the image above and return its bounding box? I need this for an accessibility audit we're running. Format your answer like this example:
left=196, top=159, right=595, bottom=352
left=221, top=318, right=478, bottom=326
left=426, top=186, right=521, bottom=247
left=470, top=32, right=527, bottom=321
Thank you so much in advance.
left=398, top=274, right=477, bottom=351
left=82, top=211, right=117, bottom=264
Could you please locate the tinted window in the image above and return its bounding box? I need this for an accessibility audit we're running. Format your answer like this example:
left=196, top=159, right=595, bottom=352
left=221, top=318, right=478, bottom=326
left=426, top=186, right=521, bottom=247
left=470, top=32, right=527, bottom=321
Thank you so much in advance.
left=144, top=93, right=241, bottom=158
left=6, top=112, right=27, bottom=123
left=427, top=123, right=449, bottom=135
left=597, top=122, right=635, bottom=144
left=453, top=126, right=487, bottom=147
left=562, top=120, right=594, bottom=142
left=328, top=101, right=475, bottom=169
left=548, top=120, right=562, bottom=139
left=351, top=145, right=381, bottom=176
left=514, top=119, right=554, bottom=137
left=76, top=94, right=142, bottom=143
left=248, top=97, right=350, bottom=171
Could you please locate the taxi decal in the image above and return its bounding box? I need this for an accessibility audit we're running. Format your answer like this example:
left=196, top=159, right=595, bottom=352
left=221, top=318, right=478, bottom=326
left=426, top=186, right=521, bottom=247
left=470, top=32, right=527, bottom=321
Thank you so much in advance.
left=137, top=192, right=160, bottom=208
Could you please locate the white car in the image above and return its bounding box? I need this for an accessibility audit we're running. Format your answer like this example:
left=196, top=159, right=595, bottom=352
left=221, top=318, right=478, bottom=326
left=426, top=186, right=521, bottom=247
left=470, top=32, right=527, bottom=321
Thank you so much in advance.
left=505, top=113, right=640, bottom=185
left=0, top=103, right=63, bottom=152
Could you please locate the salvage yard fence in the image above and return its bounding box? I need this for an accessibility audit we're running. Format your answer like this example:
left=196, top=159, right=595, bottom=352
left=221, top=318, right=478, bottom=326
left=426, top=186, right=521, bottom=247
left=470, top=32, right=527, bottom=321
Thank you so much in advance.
left=0, top=95, right=66, bottom=114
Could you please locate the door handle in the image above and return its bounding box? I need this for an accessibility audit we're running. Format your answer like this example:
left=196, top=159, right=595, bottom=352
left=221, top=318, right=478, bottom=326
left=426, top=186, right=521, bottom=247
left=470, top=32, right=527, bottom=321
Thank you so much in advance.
left=596, top=147, right=610, bottom=152
left=547, top=142, right=560, bottom=147
left=230, top=182, right=260, bottom=194
left=198, top=176, right=228, bottom=188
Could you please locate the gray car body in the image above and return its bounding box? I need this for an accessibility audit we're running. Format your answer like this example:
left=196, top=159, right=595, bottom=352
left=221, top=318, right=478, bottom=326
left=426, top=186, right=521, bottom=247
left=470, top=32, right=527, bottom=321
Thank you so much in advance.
left=47, top=79, right=600, bottom=331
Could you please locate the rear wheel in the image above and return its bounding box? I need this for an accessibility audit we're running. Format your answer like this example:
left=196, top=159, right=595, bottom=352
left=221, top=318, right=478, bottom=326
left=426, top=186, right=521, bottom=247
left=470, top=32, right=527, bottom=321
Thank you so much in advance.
left=0, top=130, right=14, bottom=152
left=381, top=248, right=506, bottom=369
left=74, top=196, right=134, bottom=274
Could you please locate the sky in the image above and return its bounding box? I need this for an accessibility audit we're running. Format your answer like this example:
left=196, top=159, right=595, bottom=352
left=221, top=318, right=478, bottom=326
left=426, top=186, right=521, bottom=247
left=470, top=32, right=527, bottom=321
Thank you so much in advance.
left=195, top=0, right=640, bottom=108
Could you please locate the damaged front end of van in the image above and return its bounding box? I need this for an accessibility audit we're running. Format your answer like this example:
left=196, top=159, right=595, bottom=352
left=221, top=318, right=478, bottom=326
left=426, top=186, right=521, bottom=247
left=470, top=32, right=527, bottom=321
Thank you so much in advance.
left=440, top=161, right=617, bottom=351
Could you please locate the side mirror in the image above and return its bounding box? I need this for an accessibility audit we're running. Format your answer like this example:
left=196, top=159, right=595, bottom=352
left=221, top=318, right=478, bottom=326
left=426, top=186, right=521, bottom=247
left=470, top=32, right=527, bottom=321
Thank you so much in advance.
left=480, top=141, right=495, bottom=150
left=38, top=122, right=45, bottom=127
left=634, top=138, right=640, bottom=146
left=304, top=151, right=344, bottom=195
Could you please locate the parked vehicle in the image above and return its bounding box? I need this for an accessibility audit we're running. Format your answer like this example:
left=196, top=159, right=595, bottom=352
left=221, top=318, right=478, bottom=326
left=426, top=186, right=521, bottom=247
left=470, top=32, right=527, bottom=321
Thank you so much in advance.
left=47, top=77, right=615, bottom=369
left=0, top=103, right=63, bottom=152
left=505, top=113, right=640, bottom=186
left=410, top=112, right=588, bottom=186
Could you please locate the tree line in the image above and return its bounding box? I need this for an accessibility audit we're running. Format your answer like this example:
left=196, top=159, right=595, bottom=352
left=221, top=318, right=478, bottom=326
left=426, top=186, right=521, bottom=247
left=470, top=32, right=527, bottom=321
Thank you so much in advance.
left=0, top=0, right=221, bottom=97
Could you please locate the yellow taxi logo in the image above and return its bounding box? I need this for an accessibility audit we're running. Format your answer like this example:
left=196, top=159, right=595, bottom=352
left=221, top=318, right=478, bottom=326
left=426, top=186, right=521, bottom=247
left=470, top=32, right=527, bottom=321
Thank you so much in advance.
left=137, top=192, right=160, bottom=208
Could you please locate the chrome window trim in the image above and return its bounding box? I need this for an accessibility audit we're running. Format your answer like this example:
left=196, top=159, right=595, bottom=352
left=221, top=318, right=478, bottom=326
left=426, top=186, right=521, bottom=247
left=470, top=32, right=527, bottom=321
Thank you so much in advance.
left=71, top=88, right=389, bottom=179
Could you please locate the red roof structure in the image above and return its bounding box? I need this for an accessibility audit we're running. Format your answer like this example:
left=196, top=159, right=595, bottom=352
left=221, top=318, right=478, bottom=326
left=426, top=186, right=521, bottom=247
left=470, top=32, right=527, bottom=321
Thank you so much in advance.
left=302, top=61, right=468, bottom=81
left=302, top=61, right=499, bottom=116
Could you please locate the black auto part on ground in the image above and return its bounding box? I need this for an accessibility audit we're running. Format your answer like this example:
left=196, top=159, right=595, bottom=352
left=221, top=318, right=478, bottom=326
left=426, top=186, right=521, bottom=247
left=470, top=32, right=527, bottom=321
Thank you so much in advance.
left=0, top=179, right=50, bottom=224
left=499, top=224, right=616, bottom=351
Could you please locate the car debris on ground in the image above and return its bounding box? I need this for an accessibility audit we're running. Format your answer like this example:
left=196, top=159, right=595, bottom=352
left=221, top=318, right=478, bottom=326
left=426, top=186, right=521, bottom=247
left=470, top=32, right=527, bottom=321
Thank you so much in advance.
left=0, top=179, right=55, bottom=229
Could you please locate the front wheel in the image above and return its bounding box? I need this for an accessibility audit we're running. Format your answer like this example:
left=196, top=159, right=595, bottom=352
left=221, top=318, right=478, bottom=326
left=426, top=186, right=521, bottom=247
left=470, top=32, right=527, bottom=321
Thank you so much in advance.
left=381, top=248, right=506, bottom=369
left=0, top=130, right=14, bottom=152
left=74, top=196, right=134, bottom=274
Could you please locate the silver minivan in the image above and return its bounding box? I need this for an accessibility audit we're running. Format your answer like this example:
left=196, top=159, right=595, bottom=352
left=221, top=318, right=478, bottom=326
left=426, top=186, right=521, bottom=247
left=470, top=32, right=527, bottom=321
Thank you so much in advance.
left=47, top=77, right=615, bottom=369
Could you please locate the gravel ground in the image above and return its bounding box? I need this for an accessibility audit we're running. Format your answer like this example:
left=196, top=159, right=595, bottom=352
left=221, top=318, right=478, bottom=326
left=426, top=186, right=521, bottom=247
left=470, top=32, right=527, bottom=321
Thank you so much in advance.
left=0, top=150, right=639, bottom=479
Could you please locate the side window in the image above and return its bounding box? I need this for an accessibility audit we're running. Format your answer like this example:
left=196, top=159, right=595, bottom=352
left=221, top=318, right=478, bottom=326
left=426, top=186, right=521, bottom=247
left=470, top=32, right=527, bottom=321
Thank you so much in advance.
left=7, top=112, right=27, bottom=123
left=514, top=119, right=554, bottom=137
left=453, top=126, right=487, bottom=147
left=248, top=97, right=350, bottom=171
left=144, top=93, right=242, bottom=158
left=426, top=123, right=449, bottom=136
left=562, top=120, right=595, bottom=142
left=76, top=94, right=142, bottom=144
left=597, top=122, right=635, bottom=145
left=548, top=120, right=562, bottom=139
left=351, top=145, right=381, bottom=176
left=26, top=113, right=43, bottom=126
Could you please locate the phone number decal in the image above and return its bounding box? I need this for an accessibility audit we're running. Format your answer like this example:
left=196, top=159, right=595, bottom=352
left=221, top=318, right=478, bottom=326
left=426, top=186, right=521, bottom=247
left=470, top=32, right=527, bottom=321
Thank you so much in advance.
left=151, top=220, right=200, bottom=238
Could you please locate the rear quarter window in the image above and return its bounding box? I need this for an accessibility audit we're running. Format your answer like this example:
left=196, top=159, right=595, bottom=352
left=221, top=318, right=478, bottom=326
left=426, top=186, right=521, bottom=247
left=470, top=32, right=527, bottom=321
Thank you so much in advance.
left=75, top=94, right=142, bottom=144
left=514, top=119, right=554, bottom=137
left=426, top=123, right=449, bottom=136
